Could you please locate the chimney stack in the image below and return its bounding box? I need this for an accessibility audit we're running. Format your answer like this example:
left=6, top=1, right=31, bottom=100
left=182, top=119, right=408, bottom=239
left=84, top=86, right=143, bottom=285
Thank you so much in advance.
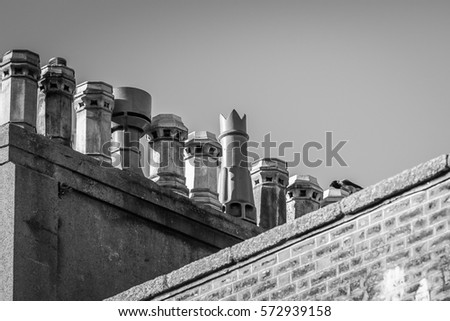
left=148, top=114, right=188, bottom=196
left=286, top=175, right=323, bottom=221
left=251, top=158, right=289, bottom=229
left=37, top=57, right=76, bottom=146
left=184, top=131, right=222, bottom=210
left=73, top=81, right=115, bottom=163
left=0, top=50, right=40, bottom=131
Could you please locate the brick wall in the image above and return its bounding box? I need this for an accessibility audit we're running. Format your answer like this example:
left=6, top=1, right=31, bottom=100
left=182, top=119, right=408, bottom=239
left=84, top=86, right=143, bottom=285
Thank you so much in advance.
left=109, top=155, right=450, bottom=301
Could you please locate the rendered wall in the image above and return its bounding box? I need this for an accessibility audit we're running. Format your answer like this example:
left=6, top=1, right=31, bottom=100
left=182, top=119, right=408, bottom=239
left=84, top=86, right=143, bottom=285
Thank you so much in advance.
left=110, top=155, right=450, bottom=301
left=0, top=124, right=262, bottom=300
left=0, top=162, right=16, bottom=301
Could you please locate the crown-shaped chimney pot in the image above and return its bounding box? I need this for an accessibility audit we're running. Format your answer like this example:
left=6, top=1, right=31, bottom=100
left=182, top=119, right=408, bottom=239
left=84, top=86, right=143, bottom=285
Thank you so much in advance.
left=219, top=109, right=248, bottom=140
left=218, top=109, right=256, bottom=222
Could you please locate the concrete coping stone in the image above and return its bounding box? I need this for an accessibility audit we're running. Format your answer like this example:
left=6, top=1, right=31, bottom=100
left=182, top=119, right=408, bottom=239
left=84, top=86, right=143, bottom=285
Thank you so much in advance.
left=0, top=124, right=263, bottom=241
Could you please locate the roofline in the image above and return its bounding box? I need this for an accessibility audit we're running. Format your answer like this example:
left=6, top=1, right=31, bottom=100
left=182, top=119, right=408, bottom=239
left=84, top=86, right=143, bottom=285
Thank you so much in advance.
left=107, top=154, right=450, bottom=301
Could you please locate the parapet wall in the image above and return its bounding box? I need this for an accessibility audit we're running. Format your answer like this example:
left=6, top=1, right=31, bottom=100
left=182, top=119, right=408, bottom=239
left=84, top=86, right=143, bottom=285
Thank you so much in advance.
left=109, top=155, right=450, bottom=301
left=0, top=124, right=262, bottom=300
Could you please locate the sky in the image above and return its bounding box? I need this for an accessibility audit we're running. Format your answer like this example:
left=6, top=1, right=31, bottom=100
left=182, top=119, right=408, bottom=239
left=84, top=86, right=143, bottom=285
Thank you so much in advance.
left=1, top=0, right=450, bottom=189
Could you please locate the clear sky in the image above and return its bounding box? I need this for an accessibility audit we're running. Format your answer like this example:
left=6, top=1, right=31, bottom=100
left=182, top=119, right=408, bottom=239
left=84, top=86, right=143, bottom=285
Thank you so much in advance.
left=1, top=0, right=449, bottom=189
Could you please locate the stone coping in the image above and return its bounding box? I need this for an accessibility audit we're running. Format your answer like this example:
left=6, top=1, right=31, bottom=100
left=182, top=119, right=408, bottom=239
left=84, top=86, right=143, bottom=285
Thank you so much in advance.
left=106, top=154, right=450, bottom=300
left=0, top=124, right=263, bottom=243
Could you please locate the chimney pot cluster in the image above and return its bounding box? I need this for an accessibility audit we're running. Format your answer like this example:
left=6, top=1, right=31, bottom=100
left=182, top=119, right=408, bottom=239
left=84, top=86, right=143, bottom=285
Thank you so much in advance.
left=0, top=48, right=361, bottom=230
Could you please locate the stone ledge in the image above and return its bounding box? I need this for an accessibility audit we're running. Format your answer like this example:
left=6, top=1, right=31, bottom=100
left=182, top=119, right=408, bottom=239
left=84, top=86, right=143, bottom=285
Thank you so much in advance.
left=106, top=154, right=450, bottom=301
left=339, top=155, right=449, bottom=215
left=0, top=124, right=263, bottom=242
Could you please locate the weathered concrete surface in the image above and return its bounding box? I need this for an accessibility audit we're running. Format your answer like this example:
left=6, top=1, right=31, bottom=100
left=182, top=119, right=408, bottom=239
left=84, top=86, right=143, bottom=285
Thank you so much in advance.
left=0, top=161, right=15, bottom=300
left=0, top=124, right=263, bottom=300
left=108, top=202, right=343, bottom=300
left=108, top=154, right=450, bottom=301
